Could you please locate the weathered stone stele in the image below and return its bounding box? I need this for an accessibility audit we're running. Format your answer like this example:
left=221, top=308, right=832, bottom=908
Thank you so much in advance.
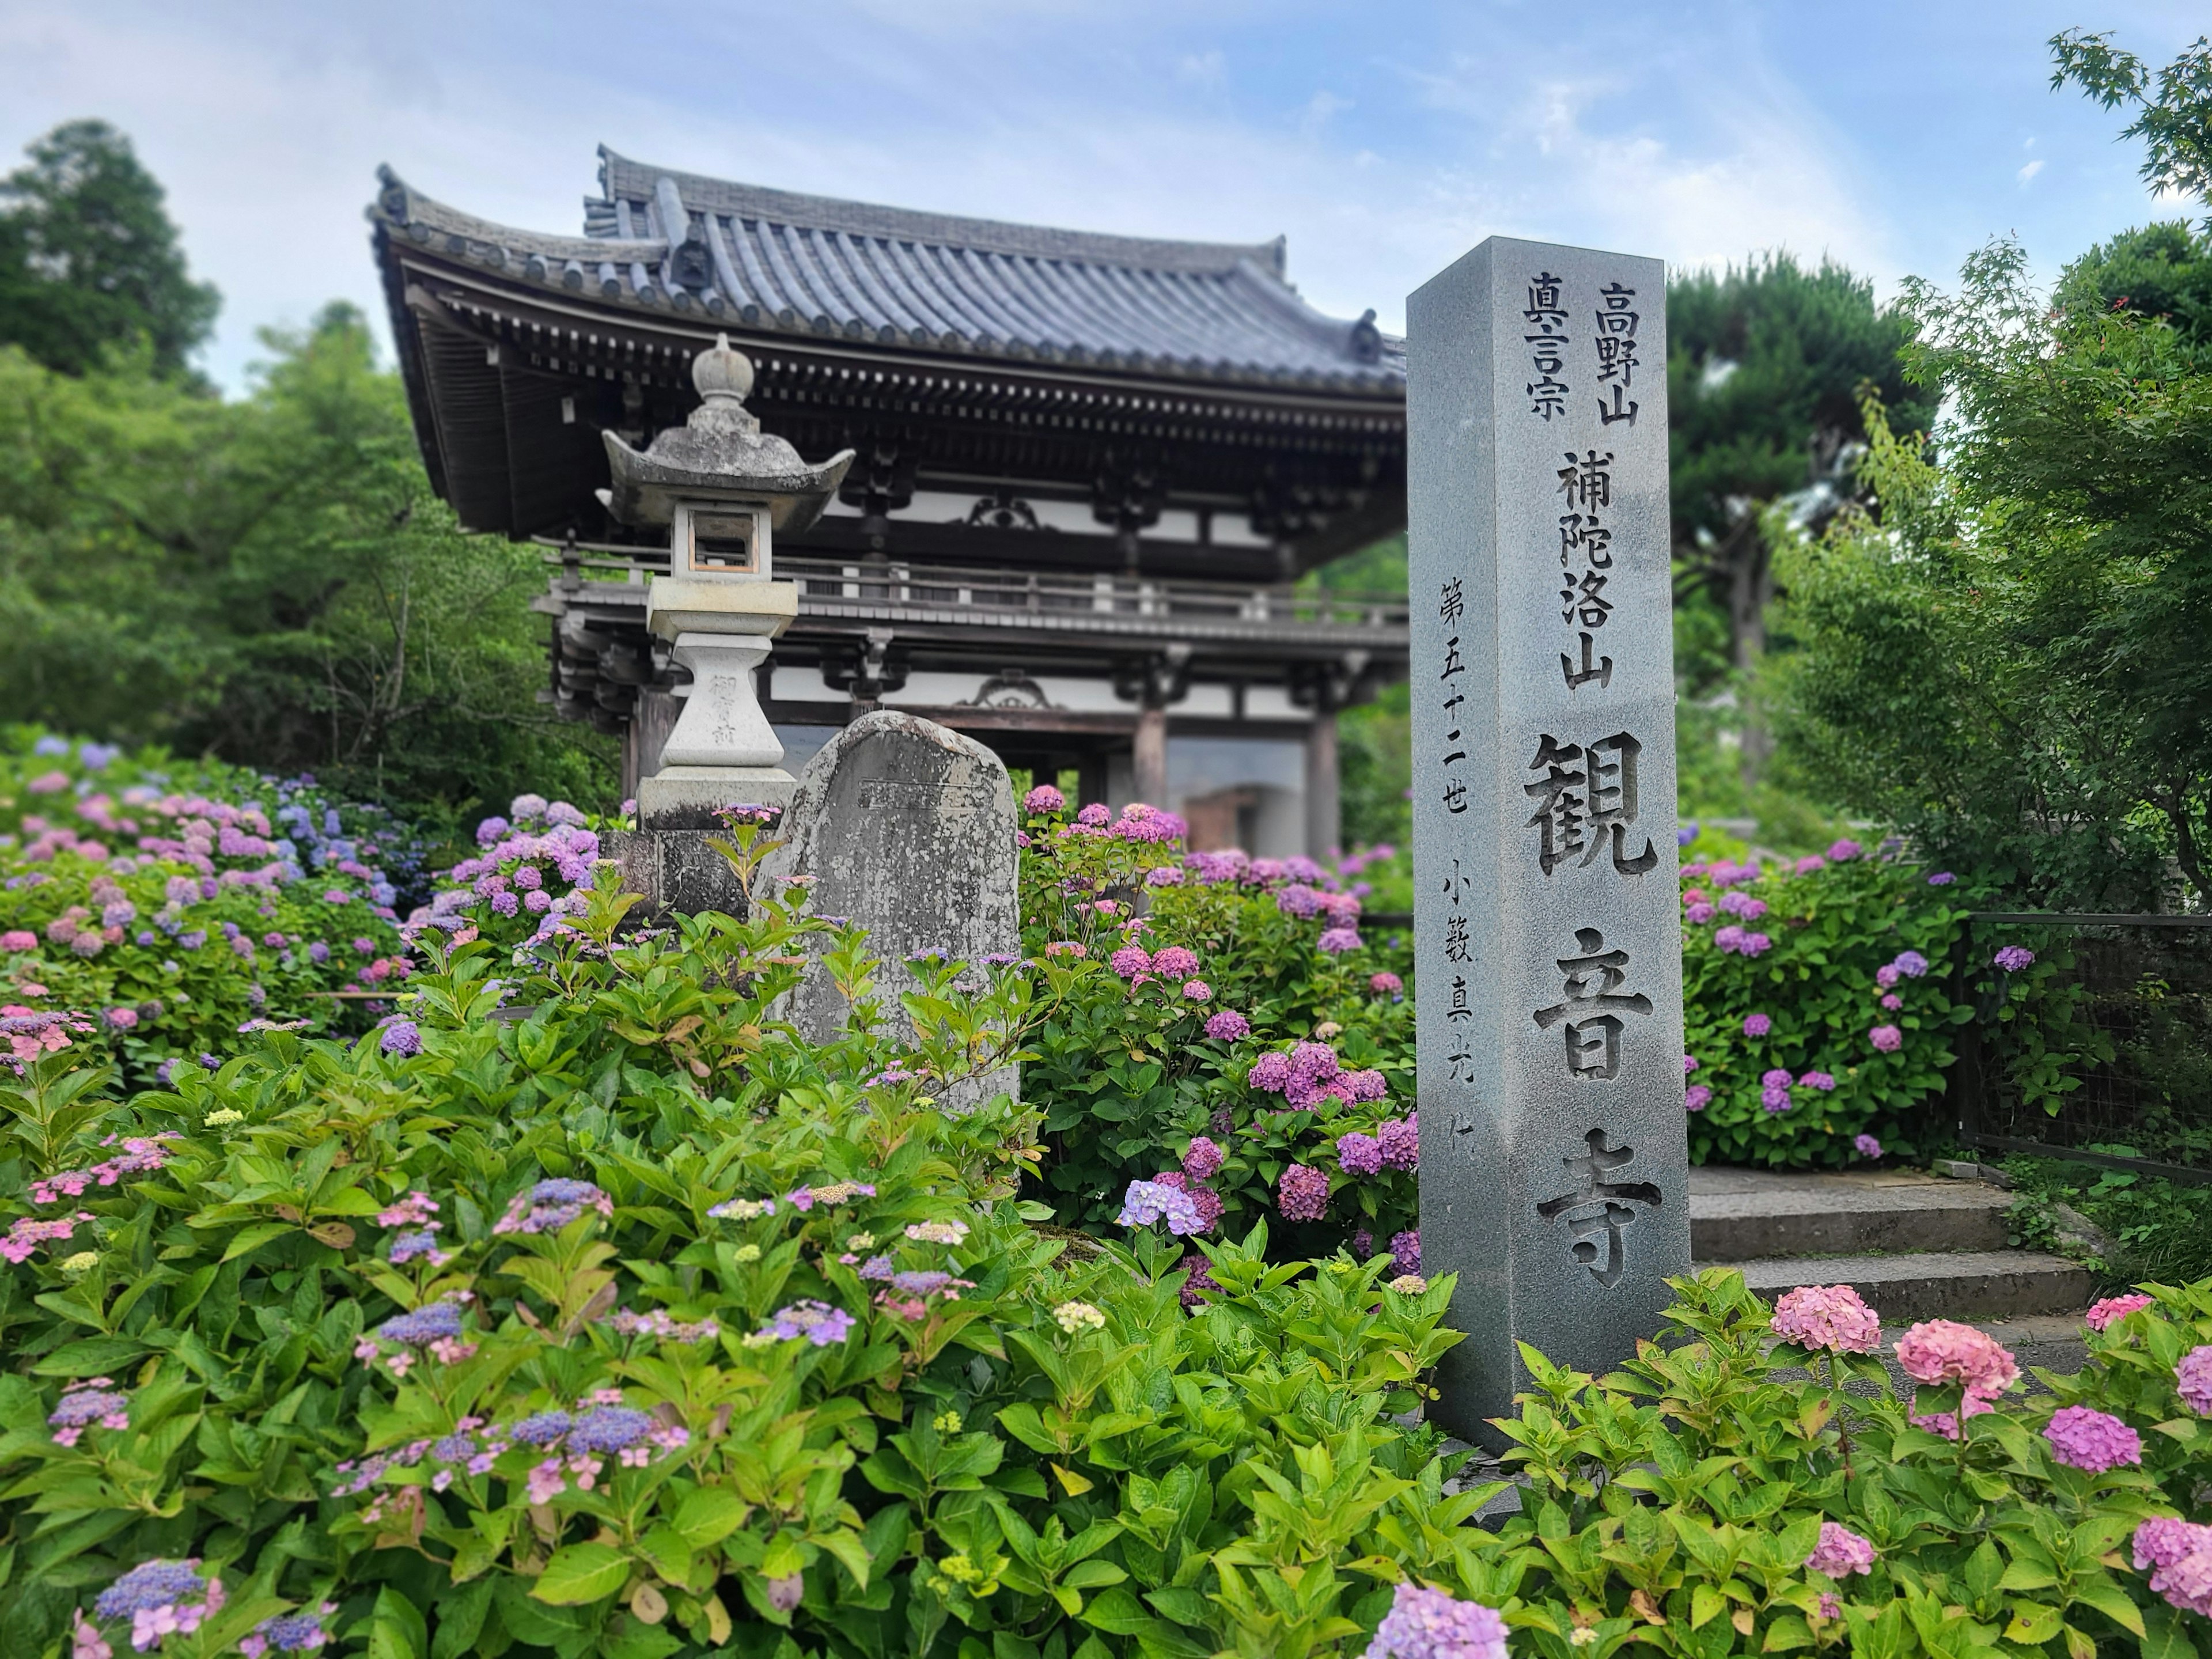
left=1408, top=237, right=1688, bottom=1448
left=762, top=711, right=1020, bottom=1109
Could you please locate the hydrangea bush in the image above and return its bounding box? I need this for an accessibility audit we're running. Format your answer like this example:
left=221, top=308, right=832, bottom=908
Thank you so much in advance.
left=0, top=733, right=419, bottom=1082
left=1016, top=791, right=1419, bottom=1257
left=1679, top=834, right=1978, bottom=1167
left=0, top=825, right=1482, bottom=1659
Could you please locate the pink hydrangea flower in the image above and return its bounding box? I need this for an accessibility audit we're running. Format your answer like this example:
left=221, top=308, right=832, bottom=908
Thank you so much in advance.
left=1108, top=945, right=1151, bottom=980
left=1805, top=1521, right=1876, bottom=1577
left=2043, top=1405, right=2142, bottom=1472
left=2084, top=1293, right=2153, bottom=1332
left=1895, top=1319, right=2020, bottom=1396
left=1683, top=1054, right=1699, bottom=1074
left=1376, top=1115, right=1419, bottom=1171
left=1801, top=1071, right=1837, bottom=1091
left=1181, top=979, right=1212, bottom=1002
left=1369, top=971, right=1403, bottom=996
left=1869, top=1024, right=1903, bottom=1052
left=1203, top=1009, right=1249, bottom=1041
left=1770, top=1285, right=1881, bottom=1354
left=1150, top=946, right=1199, bottom=979
left=1743, top=1013, right=1771, bottom=1037
left=1828, top=839, right=1861, bottom=861
left=1247, top=1051, right=1291, bottom=1093
left=1022, top=784, right=1064, bottom=813
left=1794, top=855, right=1827, bottom=874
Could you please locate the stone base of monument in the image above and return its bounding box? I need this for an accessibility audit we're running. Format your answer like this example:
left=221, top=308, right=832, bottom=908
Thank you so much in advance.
left=613, top=767, right=799, bottom=919
left=637, top=765, right=798, bottom=825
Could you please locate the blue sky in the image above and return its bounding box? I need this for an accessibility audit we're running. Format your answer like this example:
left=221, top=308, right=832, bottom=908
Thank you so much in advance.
left=0, top=0, right=2201, bottom=393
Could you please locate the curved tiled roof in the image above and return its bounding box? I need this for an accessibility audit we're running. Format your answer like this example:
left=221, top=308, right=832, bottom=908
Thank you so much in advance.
left=371, top=149, right=1404, bottom=392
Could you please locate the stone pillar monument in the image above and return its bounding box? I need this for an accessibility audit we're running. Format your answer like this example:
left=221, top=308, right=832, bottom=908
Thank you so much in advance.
left=1408, top=240, right=1688, bottom=1446
left=599, top=335, right=853, bottom=913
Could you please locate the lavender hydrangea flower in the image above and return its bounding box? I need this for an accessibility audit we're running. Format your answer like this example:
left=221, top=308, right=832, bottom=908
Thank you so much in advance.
left=494, top=1178, right=613, bottom=1235
left=510, top=1410, right=574, bottom=1446
left=377, top=1302, right=465, bottom=1346
left=240, top=1608, right=335, bottom=1656
left=1316, top=926, right=1363, bottom=955
left=1993, top=945, right=2035, bottom=972
left=762, top=1300, right=857, bottom=1345
left=567, top=1407, right=653, bottom=1453
left=1363, top=1582, right=1506, bottom=1659
left=1119, top=1179, right=1204, bottom=1235
left=378, top=1020, right=421, bottom=1057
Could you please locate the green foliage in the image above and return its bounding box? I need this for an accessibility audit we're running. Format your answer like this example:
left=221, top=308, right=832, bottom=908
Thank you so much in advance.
left=0, top=121, right=218, bottom=381
left=2051, top=28, right=2212, bottom=214
left=1771, top=221, right=2212, bottom=907
left=1680, top=835, right=1969, bottom=1167
left=0, top=309, right=612, bottom=819
left=1016, top=801, right=1416, bottom=1249
left=2006, top=1156, right=2212, bottom=1286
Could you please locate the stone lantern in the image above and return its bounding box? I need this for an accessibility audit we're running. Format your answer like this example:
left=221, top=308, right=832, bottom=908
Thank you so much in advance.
left=601, top=334, right=853, bottom=824
left=601, top=335, right=851, bottom=908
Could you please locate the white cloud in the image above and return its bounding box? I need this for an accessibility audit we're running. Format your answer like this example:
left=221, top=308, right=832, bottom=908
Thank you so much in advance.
left=2018, top=158, right=2046, bottom=184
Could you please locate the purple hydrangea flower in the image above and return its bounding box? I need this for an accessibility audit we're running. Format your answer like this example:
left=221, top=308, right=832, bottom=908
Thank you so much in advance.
left=1993, top=945, right=2035, bottom=972
left=1182, top=1137, right=1224, bottom=1181
left=1387, top=1229, right=1421, bottom=1275
left=1376, top=1115, right=1419, bottom=1171
left=1685, top=1085, right=1713, bottom=1111
left=1336, top=1132, right=1382, bottom=1176
left=1203, top=1009, right=1250, bottom=1041
left=1805, top=1522, right=1876, bottom=1577
left=1743, top=1013, right=1772, bottom=1037
left=1855, top=1133, right=1883, bottom=1158
left=2177, top=1345, right=2212, bottom=1415
left=378, top=1020, right=421, bottom=1058
left=2043, top=1405, right=2142, bottom=1472
left=1316, top=926, right=1363, bottom=955
left=1277, top=1164, right=1330, bottom=1222
left=567, top=1407, right=653, bottom=1453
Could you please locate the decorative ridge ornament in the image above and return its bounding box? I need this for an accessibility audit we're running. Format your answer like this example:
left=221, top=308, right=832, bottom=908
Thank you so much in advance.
left=598, top=334, right=855, bottom=532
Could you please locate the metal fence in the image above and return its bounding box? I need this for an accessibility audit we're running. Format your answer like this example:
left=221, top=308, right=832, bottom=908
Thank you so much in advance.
left=1949, top=913, right=2212, bottom=1184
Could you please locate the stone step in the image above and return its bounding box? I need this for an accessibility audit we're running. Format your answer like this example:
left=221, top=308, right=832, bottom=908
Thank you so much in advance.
left=1689, top=1169, right=2014, bottom=1262
left=1716, top=1249, right=2097, bottom=1325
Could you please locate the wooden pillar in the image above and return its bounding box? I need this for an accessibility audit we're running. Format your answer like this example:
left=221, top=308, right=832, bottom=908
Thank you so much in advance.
left=1133, top=705, right=1169, bottom=806
left=1304, top=706, right=1340, bottom=859
left=1077, top=752, right=1108, bottom=809
left=623, top=688, right=683, bottom=802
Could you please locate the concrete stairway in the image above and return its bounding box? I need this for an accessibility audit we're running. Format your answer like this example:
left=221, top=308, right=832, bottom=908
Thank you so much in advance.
left=1690, top=1166, right=2097, bottom=1326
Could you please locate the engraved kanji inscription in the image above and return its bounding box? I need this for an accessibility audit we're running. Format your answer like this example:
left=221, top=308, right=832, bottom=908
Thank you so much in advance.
left=1524, top=732, right=1660, bottom=876
left=1532, top=926, right=1654, bottom=1079
left=1525, top=271, right=1570, bottom=420
left=1536, top=1128, right=1663, bottom=1286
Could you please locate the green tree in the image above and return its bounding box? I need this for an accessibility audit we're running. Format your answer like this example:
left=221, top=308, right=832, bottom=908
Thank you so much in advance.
left=0, top=306, right=612, bottom=818
left=2051, top=28, right=2212, bottom=211
left=0, top=120, right=218, bottom=378
left=1667, top=253, right=1932, bottom=685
